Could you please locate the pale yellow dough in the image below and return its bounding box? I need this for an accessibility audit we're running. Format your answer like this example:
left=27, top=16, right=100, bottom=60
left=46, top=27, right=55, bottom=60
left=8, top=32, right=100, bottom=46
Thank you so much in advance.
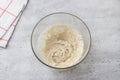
left=41, top=25, right=84, bottom=68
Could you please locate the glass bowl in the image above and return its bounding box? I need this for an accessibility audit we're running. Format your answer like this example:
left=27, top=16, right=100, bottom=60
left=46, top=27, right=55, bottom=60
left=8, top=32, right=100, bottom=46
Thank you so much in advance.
left=31, top=12, right=91, bottom=69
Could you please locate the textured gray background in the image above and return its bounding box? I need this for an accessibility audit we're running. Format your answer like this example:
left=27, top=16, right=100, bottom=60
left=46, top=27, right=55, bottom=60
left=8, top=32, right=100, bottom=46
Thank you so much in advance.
left=0, top=0, right=120, bottom=80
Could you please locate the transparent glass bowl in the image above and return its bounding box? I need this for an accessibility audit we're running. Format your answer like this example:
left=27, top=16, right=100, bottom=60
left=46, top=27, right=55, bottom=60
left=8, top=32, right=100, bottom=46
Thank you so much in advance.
left=31, top=12, right=91, bottom=69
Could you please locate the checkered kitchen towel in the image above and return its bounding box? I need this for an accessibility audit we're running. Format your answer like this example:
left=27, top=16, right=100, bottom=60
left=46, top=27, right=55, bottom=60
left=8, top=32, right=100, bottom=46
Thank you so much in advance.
left=0, top=0, right=28, bottom=48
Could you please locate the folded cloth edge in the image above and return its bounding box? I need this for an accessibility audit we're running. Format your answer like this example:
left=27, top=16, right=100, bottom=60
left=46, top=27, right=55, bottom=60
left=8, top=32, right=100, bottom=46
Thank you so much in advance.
left=0, top=0, right=29, bottom=48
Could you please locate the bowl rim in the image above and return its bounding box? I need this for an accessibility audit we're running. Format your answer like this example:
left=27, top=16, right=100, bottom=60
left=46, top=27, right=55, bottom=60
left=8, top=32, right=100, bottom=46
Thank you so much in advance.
left=31, top=12, right=92, bottom=69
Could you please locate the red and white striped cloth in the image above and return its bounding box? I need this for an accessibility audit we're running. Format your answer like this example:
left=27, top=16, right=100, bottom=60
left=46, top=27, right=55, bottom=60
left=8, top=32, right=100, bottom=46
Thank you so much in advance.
left=0, top=0, right=28, bottom=48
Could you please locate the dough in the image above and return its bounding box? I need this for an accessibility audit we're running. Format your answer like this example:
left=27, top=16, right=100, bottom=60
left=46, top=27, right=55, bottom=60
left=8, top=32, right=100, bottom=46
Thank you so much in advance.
left=40, top=25, right=84, bottom=68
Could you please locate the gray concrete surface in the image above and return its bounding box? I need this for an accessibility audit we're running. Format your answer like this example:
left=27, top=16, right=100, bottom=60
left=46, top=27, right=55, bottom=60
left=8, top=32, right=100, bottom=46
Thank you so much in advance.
left=0, top=0, right=120, bottom=80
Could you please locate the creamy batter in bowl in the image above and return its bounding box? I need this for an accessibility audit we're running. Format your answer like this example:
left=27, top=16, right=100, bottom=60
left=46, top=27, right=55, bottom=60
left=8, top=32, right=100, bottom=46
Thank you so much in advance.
left=31, top=12, right=91, bottom=69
